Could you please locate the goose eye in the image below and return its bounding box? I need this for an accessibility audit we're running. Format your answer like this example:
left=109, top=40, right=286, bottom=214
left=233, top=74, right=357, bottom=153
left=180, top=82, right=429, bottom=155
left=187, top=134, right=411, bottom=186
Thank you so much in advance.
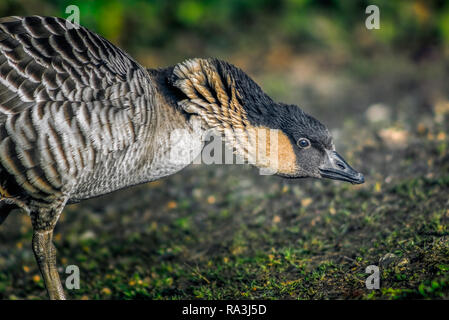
left=297, top=138, right=310, bottom=148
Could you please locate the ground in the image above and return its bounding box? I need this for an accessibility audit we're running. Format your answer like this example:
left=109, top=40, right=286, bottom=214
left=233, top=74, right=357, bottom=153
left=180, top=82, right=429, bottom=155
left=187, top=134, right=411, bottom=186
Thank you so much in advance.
left=0, top=53, right=448, bottom=300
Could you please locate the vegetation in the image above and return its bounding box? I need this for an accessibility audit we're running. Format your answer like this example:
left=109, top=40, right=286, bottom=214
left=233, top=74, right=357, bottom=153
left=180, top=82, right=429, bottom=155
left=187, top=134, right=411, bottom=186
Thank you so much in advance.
left=2, top=0, right=449, bottom=61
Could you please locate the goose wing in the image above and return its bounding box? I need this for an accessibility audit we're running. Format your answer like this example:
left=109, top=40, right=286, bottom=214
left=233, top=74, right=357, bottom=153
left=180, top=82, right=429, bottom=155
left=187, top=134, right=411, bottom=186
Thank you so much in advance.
left=0, top=15, right=151, bottom=117
left=0, top=16, right=152, bottom=200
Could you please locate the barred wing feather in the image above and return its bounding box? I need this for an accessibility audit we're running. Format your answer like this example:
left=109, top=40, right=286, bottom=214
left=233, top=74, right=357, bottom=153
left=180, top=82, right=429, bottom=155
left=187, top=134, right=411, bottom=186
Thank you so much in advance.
left=0, top=16, right=151, bottom=200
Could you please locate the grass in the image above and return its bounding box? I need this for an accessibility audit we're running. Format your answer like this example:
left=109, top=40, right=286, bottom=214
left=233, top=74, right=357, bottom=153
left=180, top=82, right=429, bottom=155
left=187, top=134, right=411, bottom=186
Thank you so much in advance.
left=1, top=134, right=448, bottom=299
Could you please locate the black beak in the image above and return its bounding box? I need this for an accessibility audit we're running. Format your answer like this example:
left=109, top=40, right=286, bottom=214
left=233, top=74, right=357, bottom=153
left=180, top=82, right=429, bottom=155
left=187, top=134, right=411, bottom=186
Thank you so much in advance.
left=319, top=151, right=365, bottom=184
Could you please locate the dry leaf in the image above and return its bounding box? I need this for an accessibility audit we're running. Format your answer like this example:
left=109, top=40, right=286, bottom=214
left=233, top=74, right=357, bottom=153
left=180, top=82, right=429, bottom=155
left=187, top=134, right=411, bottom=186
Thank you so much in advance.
left=379, top=127, right=408, bottom=148
left=301, top=198, right=313, bottom=208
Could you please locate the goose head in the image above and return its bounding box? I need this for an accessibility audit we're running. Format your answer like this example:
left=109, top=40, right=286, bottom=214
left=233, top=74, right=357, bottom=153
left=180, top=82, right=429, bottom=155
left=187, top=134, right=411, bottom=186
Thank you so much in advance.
left=170, top=58, right=364, bottom=184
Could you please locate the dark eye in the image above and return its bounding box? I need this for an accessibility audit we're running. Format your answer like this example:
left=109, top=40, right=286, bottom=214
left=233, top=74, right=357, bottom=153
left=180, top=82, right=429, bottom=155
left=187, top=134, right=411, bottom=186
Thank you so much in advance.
left=297, top=138, right=310, bottom=149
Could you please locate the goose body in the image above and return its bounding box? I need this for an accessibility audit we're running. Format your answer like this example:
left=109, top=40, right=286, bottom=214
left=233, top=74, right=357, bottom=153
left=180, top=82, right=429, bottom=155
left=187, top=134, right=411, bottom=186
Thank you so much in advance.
left=0, top=16, right=364, bottom=299
left=0, top=16, right=205, bottom=212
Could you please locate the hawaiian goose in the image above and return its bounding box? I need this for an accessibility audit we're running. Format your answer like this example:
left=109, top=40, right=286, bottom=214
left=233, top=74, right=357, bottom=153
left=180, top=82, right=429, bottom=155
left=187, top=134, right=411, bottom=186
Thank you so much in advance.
left=0, top=16, right=364, bottom=299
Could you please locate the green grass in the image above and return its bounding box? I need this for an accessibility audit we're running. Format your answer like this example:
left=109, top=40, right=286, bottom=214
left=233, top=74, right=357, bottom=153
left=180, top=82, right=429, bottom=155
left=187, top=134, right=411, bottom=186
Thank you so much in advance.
left=1, top=135, right=448, bottom=299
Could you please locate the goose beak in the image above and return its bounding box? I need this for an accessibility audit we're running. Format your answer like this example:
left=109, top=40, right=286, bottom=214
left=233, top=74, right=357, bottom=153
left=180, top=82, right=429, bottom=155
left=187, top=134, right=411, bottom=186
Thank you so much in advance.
left=319, top=150, right=365, bottom=184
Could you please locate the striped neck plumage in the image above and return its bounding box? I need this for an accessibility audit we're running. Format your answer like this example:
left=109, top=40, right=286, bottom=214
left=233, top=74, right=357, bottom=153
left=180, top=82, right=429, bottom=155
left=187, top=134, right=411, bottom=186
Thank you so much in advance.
left=169, top=58, right=298, bottom=176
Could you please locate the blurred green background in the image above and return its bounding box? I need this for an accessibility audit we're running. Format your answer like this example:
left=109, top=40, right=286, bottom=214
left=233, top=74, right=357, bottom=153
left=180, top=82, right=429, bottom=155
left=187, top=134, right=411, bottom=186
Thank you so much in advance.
left=1, top=0, right=449, bottom=300
left=2, top=0, right=448, bottom=128
left=2, top=0, right=449, bottom=65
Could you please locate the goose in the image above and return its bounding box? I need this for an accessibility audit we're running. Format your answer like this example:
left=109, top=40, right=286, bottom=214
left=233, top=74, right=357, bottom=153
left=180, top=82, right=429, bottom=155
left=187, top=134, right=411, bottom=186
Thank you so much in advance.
left=0, top=16, right=364, bottom=299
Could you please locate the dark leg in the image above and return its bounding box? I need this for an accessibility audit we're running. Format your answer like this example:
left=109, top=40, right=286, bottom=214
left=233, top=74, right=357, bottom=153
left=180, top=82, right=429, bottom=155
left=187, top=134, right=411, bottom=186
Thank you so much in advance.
left=0, top=202, right=15, bottom=225
left=31, top=203, right=67, bottom=300
left=32, top=229, right=66, bottom=300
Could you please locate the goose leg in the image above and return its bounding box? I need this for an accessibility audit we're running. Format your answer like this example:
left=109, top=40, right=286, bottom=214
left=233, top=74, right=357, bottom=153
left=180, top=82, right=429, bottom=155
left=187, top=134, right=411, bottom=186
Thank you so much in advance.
left=31, top=203, right=67, bottom=300
left=32, top=228, right=66, bottom=300
left=0, top=203, right=14, bottom=225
